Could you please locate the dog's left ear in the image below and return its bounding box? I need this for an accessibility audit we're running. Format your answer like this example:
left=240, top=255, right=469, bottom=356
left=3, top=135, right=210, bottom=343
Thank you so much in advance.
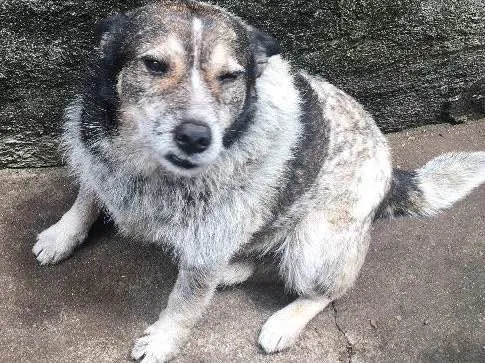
left=248, top=28, right=281, bottom=78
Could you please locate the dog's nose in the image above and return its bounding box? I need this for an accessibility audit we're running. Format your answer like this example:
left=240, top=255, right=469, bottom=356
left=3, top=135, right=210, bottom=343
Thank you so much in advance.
left=174, top=121, right=212, bottom=154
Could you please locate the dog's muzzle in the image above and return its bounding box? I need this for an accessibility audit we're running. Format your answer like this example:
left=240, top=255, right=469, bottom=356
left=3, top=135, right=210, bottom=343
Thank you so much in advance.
left=165, top=120, right=213, bottom=170
left=174, top=121, right=212, bottom=155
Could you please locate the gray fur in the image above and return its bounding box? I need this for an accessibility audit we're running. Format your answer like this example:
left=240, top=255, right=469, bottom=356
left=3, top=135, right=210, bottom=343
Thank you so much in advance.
left=32, top=2, right=485, bottom=362
left=378, top=152, right=485, bottom=218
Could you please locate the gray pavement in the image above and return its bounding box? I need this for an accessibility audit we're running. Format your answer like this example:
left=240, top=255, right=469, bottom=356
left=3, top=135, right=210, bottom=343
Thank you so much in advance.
left=1, top=121, right=484, bottom=362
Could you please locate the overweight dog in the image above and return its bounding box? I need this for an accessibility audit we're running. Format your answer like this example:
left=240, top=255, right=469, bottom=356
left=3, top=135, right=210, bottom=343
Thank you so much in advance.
left=32, top=1, right=485, bottom=362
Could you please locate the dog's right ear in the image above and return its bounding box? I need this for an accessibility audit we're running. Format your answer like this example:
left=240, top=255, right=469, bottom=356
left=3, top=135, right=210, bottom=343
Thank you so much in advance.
left=85, top=13, right=130, bottom=130
left=95, top=13, right=130, bottom=59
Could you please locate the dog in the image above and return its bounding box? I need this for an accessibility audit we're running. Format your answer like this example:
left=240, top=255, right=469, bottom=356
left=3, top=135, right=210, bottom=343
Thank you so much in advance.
left=32, top=1, right=485, bottom=362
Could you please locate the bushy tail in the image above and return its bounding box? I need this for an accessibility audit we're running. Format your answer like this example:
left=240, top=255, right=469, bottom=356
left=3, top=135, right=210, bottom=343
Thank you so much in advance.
left=377, top=152, right=485, bottom=218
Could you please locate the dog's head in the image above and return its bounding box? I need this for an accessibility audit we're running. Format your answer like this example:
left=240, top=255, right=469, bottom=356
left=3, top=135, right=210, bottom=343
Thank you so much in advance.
left=84, top=1, right=280, bottom=176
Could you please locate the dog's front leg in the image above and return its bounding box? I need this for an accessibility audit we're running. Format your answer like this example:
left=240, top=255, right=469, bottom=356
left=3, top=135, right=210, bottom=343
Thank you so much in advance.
left=33, top=183, right=100, bottom=265
left=131, top=264, right=222, bottom=363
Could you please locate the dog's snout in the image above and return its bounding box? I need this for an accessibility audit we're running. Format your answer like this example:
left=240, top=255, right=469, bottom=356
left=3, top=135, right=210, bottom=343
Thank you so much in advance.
left=174, top=121, right=212, bottom=154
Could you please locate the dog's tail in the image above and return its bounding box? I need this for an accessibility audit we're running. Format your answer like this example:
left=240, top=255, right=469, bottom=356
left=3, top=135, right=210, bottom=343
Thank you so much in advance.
left=377, top=152, right=485, bottom=218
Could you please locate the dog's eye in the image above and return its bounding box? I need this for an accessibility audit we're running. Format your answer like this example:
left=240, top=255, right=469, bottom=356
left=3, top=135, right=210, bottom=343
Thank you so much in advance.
left=218, top=70, right=245, bottom=83
left=143, top=57, right=169, bottom=75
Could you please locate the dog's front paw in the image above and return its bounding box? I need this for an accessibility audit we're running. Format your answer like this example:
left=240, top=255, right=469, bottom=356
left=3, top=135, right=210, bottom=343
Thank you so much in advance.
left=32, top=222, right=86, bottom=265
left=131, top=323, right=183, bottom=363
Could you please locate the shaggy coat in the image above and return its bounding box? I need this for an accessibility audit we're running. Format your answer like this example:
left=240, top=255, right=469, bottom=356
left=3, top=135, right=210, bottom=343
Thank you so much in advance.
left=33, top=2, right=485, bottom=362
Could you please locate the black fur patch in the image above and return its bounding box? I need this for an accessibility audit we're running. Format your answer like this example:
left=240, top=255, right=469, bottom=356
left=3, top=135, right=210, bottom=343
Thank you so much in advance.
left=222, top=51, right=258, bottom=148
left=247, top=74, right=330, bottom=257
left=252, top=73, right=330, bottom=238
left=222, top=29, right=280, bottom=148
left=248, top=29, right=281, bottom=71
left=272, top=74, right=330, bottom=218
left=375, top=169, right=423, bottom=218
left=79, top=13, right=130, bottom=152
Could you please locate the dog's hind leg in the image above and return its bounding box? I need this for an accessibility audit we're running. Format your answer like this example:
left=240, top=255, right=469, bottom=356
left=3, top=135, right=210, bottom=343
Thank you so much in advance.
left=258, top=211, right=370, bottom=353
left=258, top=295, right=331, bottom=352
left=33, top=183, right=100, bottom=265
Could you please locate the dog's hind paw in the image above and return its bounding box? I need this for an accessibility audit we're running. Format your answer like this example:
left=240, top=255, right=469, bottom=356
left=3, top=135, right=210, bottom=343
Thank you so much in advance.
left=258, top=296, right=331, bottom=353
left=33, top=222, right=85, bottom=265
left=258, top=313, right=301, bottom=353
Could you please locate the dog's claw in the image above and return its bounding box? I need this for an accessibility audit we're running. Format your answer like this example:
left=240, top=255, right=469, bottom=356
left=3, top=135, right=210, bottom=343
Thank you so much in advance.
left=33, top=222, right=85, bottom=265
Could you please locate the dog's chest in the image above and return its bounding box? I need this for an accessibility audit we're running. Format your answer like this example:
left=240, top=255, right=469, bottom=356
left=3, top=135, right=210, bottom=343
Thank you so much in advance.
left=94, top=173, right=212, bottom=242
left=89, top=168, right=265, bottom=250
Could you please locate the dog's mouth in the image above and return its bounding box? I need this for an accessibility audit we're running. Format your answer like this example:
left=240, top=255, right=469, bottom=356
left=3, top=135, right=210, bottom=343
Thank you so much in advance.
left=166, top=154, right=199, bottom=169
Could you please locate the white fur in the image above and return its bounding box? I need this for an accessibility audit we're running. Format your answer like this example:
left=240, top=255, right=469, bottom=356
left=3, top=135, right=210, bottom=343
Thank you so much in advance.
left=353, top=153, right=392, bottom=220
left=259, top=296, right=331, bottom=353
left=219, top=261, right=255, bottom=286
left=417, top=152, right=485, bottom=215
left=33, top=186, right=99, bottom=265
left=210, top=43, right=244, bottom=72
left=139, top=34, right=186, bottom=61
left=190, top=17, right=204, bottom=91
left=131, top=320, right=186, bottom=363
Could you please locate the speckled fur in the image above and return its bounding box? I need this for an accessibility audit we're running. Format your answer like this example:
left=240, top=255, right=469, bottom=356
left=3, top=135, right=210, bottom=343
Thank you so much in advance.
left=33, top=1, right=485, bottom=361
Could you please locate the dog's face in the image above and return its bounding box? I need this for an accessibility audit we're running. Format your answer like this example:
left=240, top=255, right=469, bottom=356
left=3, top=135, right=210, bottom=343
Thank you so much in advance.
left=91, top=1, right=279, bottom=176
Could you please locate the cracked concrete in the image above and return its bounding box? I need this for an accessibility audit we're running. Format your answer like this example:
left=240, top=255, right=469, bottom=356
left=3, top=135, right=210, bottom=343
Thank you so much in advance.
left=332, top=302, right=354, bottom=363
left=0, top=120, right=484, bottom=362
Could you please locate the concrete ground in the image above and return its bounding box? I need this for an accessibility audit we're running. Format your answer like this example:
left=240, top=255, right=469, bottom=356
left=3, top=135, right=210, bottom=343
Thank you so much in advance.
left=1, top=121, right=484, bottom=362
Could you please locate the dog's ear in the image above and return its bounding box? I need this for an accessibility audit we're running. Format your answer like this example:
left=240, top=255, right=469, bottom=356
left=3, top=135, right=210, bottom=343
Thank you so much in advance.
left=84, top=13, right=130, bottom=131
left=248, top=28, right=281, bottom=78
left=95, top=12, right=130, bottom=62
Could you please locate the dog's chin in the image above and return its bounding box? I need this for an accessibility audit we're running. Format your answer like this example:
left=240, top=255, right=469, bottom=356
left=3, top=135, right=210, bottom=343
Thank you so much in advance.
left=152, top=138, right=223, bottom=177
left=159, top=153, right=213, bottom=177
